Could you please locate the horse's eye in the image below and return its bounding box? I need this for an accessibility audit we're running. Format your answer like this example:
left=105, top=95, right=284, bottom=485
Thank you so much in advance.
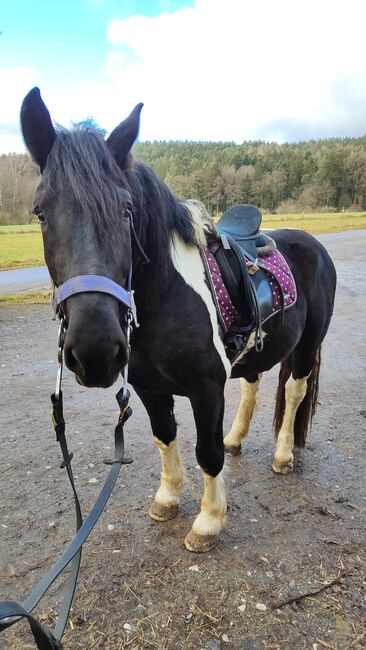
left=34, top=205, right=46, bottom=224
left=125, top=207, right=132, bottom=220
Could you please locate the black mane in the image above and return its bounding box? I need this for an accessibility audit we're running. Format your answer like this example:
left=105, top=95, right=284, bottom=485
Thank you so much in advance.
left=125, top=161, right=195, bottom=281
left=44, top=127, right=127, bottom=244
left=43, top=125, right=196, bottom=283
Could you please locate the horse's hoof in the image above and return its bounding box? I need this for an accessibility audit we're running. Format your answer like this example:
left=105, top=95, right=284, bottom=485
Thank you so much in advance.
left=184, top=529, right=218, bottom=553
left=272, top=458, right=293, bottom=475
left=224, top=442, right=241, bottom=455
left=148, top=501, right=178, bottom=521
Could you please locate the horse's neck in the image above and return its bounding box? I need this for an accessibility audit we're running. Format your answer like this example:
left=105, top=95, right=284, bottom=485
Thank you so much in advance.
left=130, top=187, right=201, bottom=315
left=131, top=250, right=176, bottom=319
left=130, top=197, right=179, bottom=307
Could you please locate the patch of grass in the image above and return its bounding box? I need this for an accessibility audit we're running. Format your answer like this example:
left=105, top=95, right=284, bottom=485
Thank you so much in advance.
left=0, top=229, right=44, bottom=269
left=0, top=223, right=41, bottom=233
left=0, top=290, right=51, bottom=305
left=0, top=213, right=365, bottom=271
left=262, top=211, right=366, bottom=233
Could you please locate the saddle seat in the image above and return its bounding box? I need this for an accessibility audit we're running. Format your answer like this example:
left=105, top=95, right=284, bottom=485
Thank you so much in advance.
left=216, top=204, right=269, bottom=259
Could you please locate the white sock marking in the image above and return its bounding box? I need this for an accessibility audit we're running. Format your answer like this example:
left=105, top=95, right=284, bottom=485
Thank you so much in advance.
left=153, top=437, right=184, bottom=506
left=224, top=376, right=261, bottom=447
left=274, top=375, right=308, bottom=466
left=192, top=471, right=227, bottom=536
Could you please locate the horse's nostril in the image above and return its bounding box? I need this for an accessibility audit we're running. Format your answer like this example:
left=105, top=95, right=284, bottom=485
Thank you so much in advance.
left=64, top=346, right=81, bottom=374
left=112, top=343, right=127, bottom=371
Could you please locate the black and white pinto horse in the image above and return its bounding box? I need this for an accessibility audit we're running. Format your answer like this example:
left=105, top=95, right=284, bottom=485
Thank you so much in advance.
left=20, top=88, right=336, bottom=553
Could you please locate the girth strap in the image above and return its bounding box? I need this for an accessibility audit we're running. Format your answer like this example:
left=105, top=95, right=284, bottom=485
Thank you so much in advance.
left=223, top=235, right=264, bottom=351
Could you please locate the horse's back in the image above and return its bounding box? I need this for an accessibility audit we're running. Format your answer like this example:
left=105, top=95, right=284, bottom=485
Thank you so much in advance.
left=271, top=228, right=336, bottom=291
left=271, top=228, right=336, bottom=332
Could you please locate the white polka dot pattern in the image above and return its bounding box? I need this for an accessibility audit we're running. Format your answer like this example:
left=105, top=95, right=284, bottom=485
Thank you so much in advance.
left=252, top=249, right=297, bottom=314
left=201, top=245, right=297, bottom=334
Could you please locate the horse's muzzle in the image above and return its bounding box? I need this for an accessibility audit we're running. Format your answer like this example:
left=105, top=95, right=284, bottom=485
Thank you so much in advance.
left=64, top=336, right=127, bottom=388
left=61, top=292, right=129, bottom=388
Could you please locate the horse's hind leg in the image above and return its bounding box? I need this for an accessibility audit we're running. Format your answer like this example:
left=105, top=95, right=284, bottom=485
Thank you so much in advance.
left=272, top=374, right=308, bottom=474
left=184, top=385, right=227, bottom=553
left=272, top=346, right=321, bottom=474
left=134, top=390, right=184, bottom=521
left=224, top=375, right=261, bottom=454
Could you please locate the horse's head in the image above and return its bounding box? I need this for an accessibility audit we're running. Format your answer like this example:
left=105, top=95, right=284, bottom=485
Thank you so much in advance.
left=20, top=88, right=143, bottom=388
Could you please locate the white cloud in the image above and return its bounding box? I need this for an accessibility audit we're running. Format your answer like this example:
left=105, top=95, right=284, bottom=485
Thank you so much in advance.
left=105, top=0, right=366, bottom=142
left=1, top=0, right=366, bottom=154
left=0, top=66, right=39, bottom=152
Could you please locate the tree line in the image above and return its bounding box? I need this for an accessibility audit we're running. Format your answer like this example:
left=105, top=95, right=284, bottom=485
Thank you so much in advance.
left=0, top=153, right=39, bottom=224
left=1, top=135, right=366, bottom=224
left=134, top=136, right=366, bottom=215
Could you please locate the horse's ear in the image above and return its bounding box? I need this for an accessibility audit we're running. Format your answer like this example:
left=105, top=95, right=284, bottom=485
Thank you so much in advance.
left=20, top=87, right=56, bottom=172
left=106, top=103, right=143, bottom=169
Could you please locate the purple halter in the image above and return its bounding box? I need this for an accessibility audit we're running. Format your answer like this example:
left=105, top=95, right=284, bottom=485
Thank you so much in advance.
left=53, top=273, right=131, bottom=313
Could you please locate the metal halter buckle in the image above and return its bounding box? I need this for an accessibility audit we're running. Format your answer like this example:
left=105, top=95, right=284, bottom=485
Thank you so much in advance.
left=55, top=318, right=66, bottom=399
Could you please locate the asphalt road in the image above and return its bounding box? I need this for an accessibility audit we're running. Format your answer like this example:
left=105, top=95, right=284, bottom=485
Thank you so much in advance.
left=0, top=265, right=50, bottom=295
left=0, top=229, right=364, bottom=296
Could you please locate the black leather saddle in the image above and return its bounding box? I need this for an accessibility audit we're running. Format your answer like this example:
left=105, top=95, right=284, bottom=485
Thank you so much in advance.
left=213, top=205, right=277, bottom=355
left=216, top=204, right=268, bottom=259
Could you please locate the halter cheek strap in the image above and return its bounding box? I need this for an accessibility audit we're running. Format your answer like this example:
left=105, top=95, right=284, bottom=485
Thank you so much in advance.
left=53, top=274, right=131, bottom=312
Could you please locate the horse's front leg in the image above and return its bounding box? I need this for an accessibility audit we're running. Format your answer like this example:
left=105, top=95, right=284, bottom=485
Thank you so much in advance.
left=134, top=389, right=184, bottom=520
left=184, top=385, right=227, bottom=553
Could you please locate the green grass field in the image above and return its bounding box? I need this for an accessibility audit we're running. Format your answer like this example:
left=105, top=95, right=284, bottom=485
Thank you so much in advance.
left=1, top=212, right=366, bottom=272
left=0, top=224, right=44, bottom=270
left=0, top=290, right=51, bottom=305
left=0, top=224, right=41, bottom=232
left=1, top=212, right=365, bottom=305
left=261, top=211, right=366, bottom=233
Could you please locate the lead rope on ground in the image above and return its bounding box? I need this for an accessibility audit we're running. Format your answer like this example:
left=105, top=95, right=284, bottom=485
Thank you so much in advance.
left=0, top=311, right=133, bottom=650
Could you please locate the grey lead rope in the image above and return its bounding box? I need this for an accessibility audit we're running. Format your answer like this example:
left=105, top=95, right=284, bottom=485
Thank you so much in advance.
left=0, top=313, right=133, bottom=649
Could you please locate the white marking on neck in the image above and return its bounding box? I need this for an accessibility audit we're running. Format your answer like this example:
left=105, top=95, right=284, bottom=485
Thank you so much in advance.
left=170, top=232, right=231, bottom=380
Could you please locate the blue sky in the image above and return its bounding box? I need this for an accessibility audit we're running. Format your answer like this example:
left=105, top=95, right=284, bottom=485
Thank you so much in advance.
left=1, top=0, right=366, bottom=153
left=1, top=1, right=193, bottom=87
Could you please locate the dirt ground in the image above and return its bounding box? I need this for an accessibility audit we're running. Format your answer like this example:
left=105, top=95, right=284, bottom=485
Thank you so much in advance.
left=0, top=232, right=365, bottom=650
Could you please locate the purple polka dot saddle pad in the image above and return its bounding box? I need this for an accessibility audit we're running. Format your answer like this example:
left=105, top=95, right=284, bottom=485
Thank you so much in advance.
left=201, top=244, right=297, bottom=336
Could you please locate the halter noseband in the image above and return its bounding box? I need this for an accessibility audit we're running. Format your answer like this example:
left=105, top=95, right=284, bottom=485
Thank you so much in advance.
left=53, top=273, right=131, bottom=315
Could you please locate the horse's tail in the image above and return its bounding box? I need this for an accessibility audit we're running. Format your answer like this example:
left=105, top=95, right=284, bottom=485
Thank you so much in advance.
left=273, top=346, right=321, bottom=448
